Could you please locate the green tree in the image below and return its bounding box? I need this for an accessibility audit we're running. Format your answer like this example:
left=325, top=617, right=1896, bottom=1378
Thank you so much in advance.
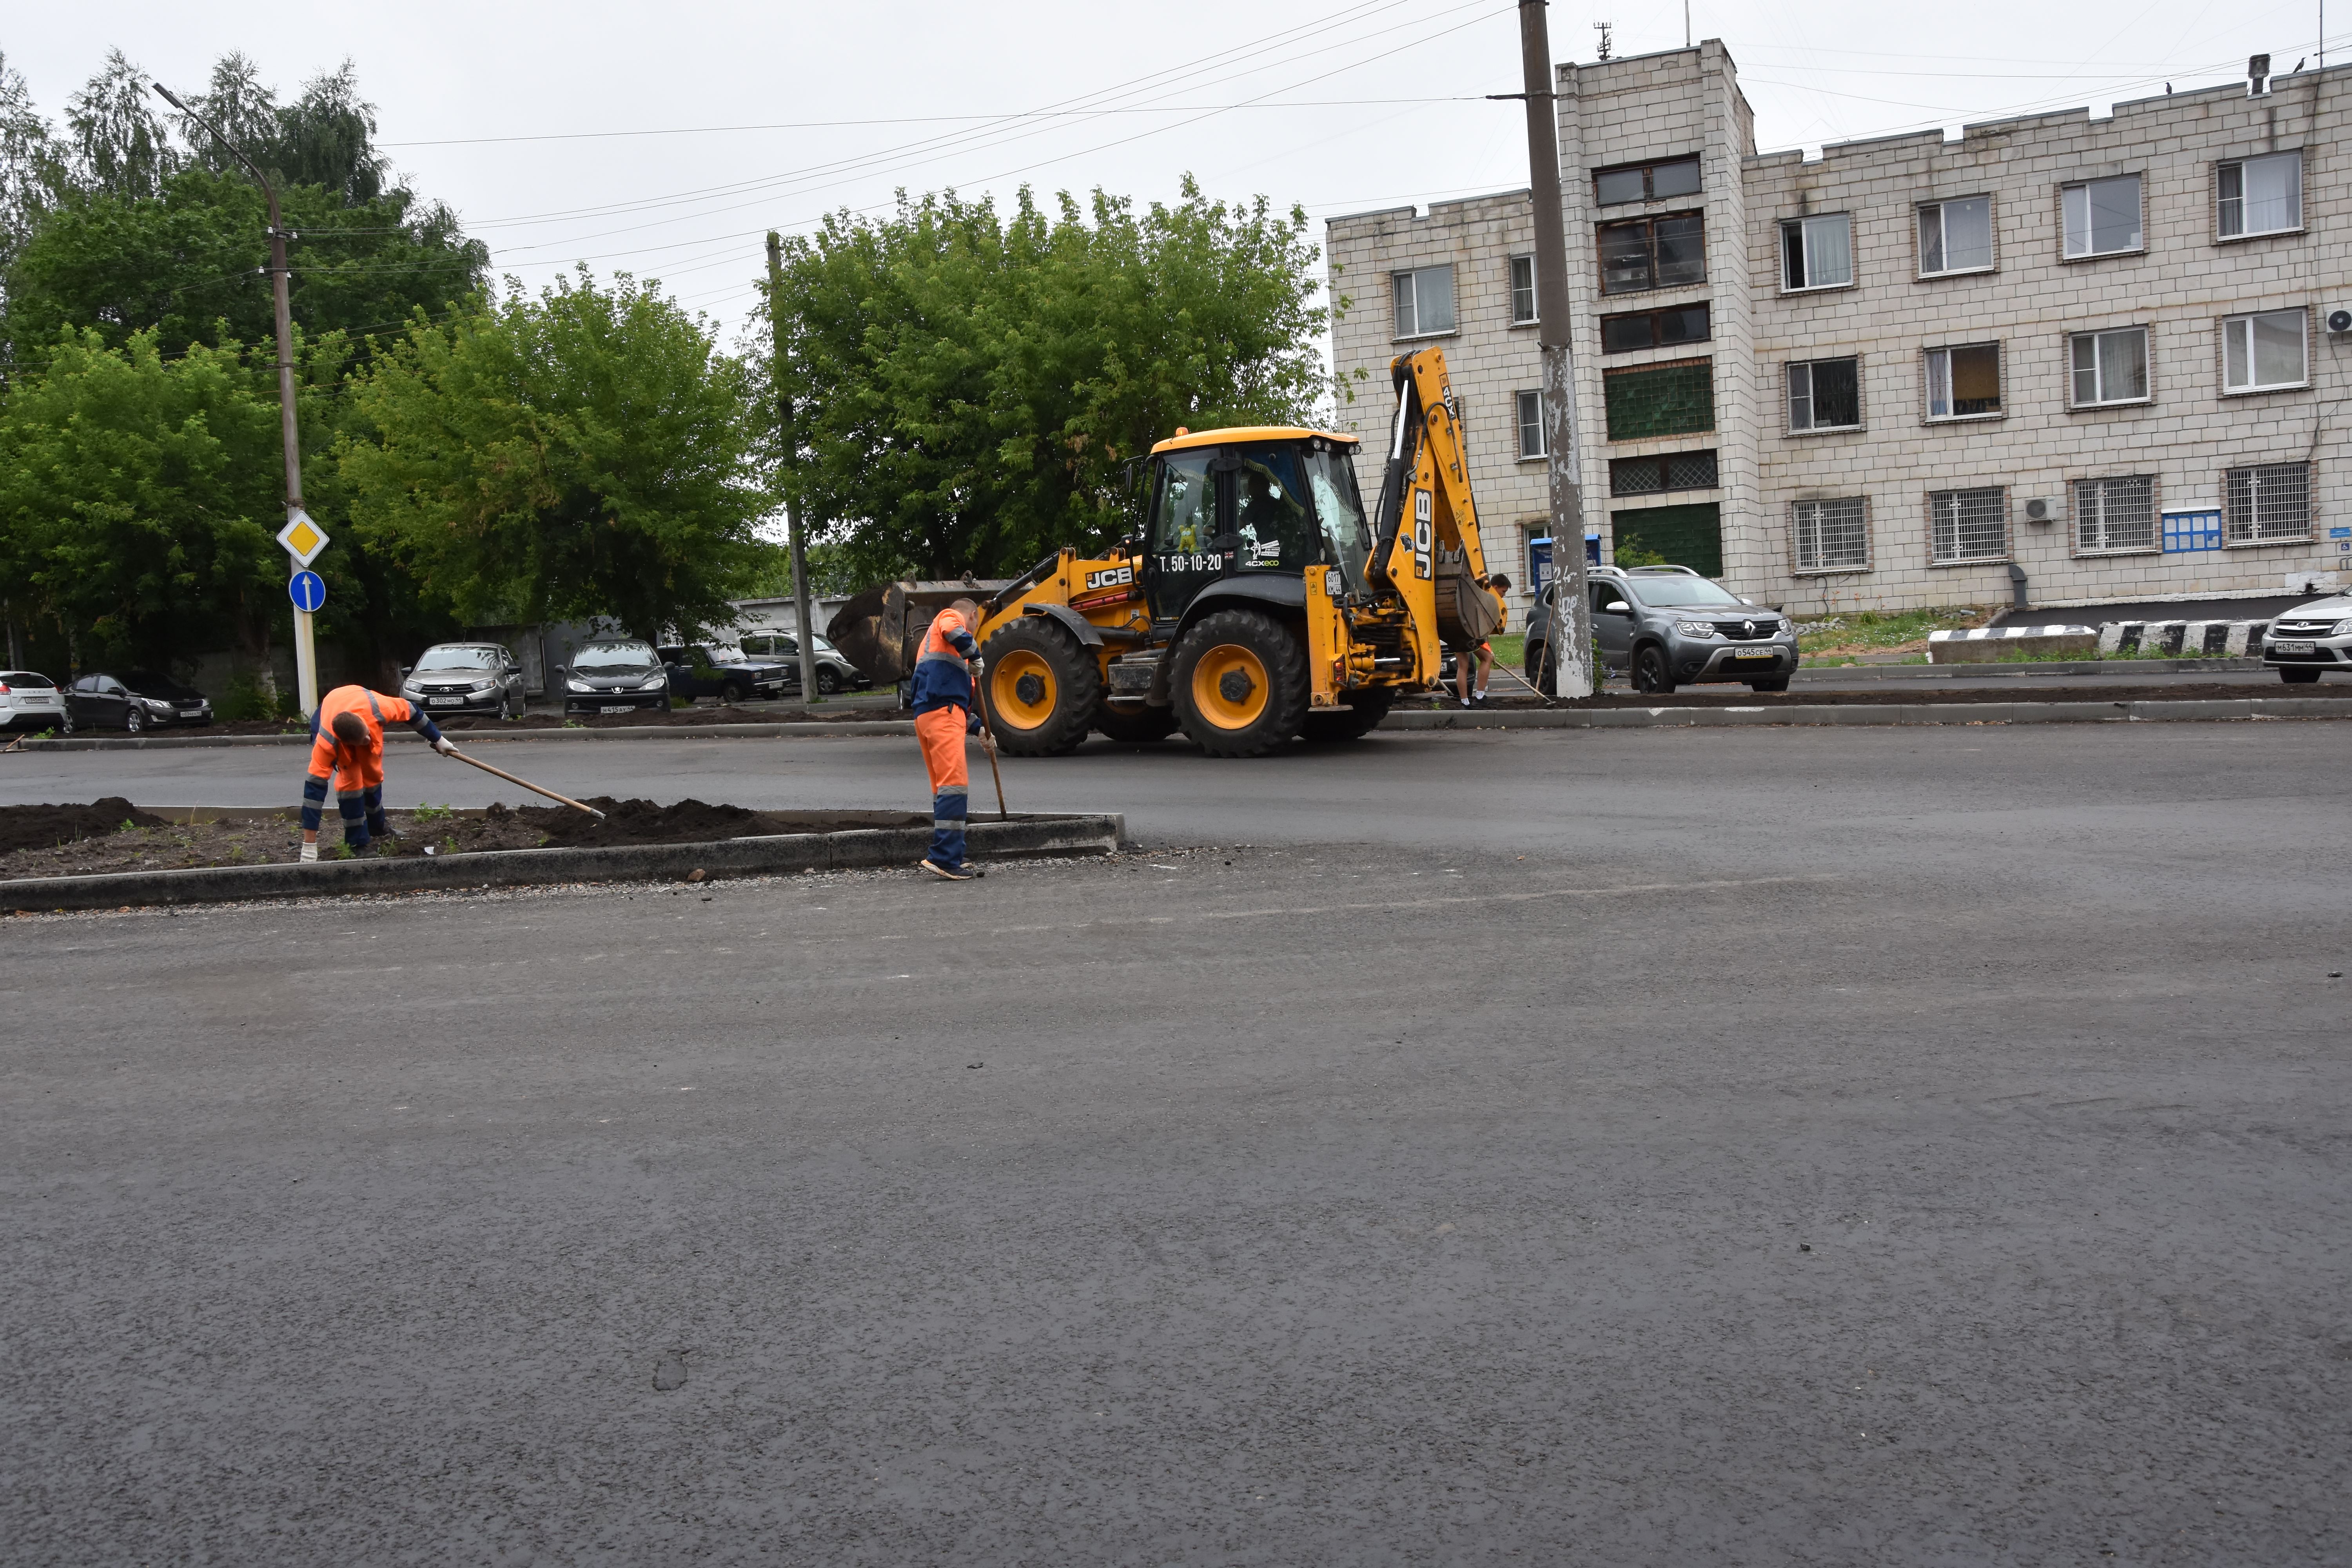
left=0, top=51, right=62, bottom=279
left=64, top=49, right=179, bottom=201
left=763, top=178, right=1328, bottom=582
left=340, top=270, right=771, bottom=643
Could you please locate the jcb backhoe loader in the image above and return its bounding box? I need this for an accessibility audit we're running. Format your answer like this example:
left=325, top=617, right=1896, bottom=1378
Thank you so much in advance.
left=831, top=343, right=1503, bottom=758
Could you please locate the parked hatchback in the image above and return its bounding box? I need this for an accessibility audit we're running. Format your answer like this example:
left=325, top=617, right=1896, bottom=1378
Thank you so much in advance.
left=399, top=642, right=528, bottom=719
left=2260, top=594, right=2352, bottom=682
left=0, top=670, right=69, bottom=731
left=1523, top=566, right=1797, bottom=694
left=65, top=670, right=214, bottom=732
left=560, top=639, right=671, bottom=715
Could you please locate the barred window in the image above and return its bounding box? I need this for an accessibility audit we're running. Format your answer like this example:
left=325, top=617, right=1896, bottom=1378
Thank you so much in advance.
left=1929, top=486, right=2007, bottom=563
left=2226, top=462, right=2312, bottom=543
left=1793, top=498, right=1869, bottom=572
left=1603, top=358, right=1714, bottom=440
left=2074, top=475, right=2157, bottom=553
left=1610, top=450, right=1719, bottom=496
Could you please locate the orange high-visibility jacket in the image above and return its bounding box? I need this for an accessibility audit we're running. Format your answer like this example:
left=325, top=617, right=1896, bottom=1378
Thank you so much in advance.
left=306, top=685, right=423, bottom=790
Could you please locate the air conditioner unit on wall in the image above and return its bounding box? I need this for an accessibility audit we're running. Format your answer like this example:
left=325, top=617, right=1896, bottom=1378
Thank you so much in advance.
left=2327, top=307, right=2352, bottom=334
left=2021, top=496, right=2062, bottom=524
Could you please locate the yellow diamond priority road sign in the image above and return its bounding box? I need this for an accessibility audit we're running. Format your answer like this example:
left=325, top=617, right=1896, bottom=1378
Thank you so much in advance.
left=277, top=508, right=329, bottom=567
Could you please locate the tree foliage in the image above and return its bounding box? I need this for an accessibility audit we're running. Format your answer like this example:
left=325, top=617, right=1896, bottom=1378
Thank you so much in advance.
left=764, top=178, right=1327, bottom=581
left=340, top=272, right=773, bottom=643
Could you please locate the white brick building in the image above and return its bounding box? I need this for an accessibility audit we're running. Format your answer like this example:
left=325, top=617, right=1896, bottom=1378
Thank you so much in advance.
left=1324, top=42, right=2348, bottom=619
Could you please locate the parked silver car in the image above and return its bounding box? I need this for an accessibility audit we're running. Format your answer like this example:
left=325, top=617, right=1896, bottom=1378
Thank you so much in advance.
left=399, top=642, right=528, bottom=719
left=0, top=670, right=69, bottom=731
left=1524, top=565, right=1798, bottom=694
left=2260, top=594, right=2352, bottom=683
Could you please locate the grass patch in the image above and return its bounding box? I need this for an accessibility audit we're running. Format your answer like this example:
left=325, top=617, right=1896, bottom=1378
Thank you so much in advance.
left=1797, top=606, right=1987, bottom=657
left=412, top=802, right=455, bottom=821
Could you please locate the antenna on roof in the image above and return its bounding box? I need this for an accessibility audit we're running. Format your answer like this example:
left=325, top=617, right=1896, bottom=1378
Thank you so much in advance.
left=1593, top=20, right=1614, bottom=59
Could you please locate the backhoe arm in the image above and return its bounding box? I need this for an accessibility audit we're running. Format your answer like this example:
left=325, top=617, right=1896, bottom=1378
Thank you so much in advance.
left=1368, top=345, right=1499, bottom=679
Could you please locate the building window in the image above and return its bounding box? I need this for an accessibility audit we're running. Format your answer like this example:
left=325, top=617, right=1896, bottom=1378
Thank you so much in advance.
left=2062, top=174, right=2142, bottom=258
left=1918, top=196, right=1994, bottom=275
left=1391, top=265, right=1455, bottom=338
left=1787, top=357, right=1861, bottom=433
left=1508, top=255, right=1536, bottom=324
left=1925, top=343, right=2002, bottom=420
left=1792, top=497, right=1869, bottom=573
left=2074, top=475, right=2157, bottom=554
left=2220, top=151, right=2302, bottom=238
left=1602, top=359, right=1714, bottom=441
left=1597, top=213, right=1705, bottom=295
left=1610, top=450, right=1719, bottom=496
left=1929, top=487, right=2008, bottom=564
left=2227, top=461, right=2312, bottom=543
left=1594, top=156, right=1702, bottom=206
left=2069, top=327, right=2149, bottom=406
left=1515, top=390, right=1545, bottom=458
left=2223, top=309, right=2308, bottom=393
left=1599, top=302, right=1710, bottom=354
left=1780, top=214, right=1853, bottom=290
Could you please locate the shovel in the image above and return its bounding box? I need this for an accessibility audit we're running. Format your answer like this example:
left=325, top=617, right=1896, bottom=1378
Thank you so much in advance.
left=440, top=744, right=607, bottom=820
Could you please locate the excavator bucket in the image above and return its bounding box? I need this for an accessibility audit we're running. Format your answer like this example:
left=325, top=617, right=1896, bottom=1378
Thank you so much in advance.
left=826, top=581, right=913, bottom=682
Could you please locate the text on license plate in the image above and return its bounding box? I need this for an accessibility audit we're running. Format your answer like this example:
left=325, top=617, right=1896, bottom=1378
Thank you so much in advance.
left=2271, top=641, right=2315, bottom=654
left=600, top=704, right=635, bottom=714
left=428, top=695, right=468, bottom=706
left=1731, top=646, right=1778, bottom=659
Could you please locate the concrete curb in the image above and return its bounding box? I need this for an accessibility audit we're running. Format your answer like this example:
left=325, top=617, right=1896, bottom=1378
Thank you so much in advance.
left=1796, top=657, right=2264, bottom=679
left=0, top=812, right=1123, bottom=913
left=1383, top=697, right=2352, bottom=730
left=13, top=720, right=918, bottom=751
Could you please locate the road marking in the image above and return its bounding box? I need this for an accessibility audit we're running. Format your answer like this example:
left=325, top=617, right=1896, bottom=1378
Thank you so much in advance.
left=991, top=875, right=1833, bottom=934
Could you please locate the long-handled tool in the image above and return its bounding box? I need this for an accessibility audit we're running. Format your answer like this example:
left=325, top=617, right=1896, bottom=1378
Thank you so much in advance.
left=440, top=744, right=606, bottom=819
left=971, top=673, right=1008, bottom=820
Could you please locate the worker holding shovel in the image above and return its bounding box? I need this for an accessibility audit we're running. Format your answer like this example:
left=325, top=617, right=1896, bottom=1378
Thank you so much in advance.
left=298, top=684, right=457, bottom=860
left=910, top=597, right=993, bottom=882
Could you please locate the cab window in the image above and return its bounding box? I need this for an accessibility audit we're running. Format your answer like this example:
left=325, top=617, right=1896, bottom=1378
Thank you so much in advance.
left=1233, top=447, right=1315, bottom=572
left=1150, top=451, right=1215, bottom=558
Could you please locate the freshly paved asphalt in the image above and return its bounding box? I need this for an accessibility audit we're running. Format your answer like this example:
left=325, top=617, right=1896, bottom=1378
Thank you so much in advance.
left=4, top=724, right=2348, bottom=1564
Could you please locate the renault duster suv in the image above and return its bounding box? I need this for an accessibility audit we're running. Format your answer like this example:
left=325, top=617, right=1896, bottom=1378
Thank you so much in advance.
left=1526, top=565, right=1798, bottom=694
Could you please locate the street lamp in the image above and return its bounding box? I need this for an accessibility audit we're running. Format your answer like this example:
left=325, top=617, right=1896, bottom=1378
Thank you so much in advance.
left=149, top=80, right=321, bottom=715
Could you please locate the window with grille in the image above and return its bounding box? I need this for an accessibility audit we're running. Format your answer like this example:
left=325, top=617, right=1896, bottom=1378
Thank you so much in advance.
left=1391, top=265, right=1455, bottom=337
left=2220, top=151, right=2301, bottom=238
left=2073, top=475, right=2157, bottom=553
left=1593, top=156, right=1702, bottom=206
left=1603, top=359, right=1714, bottom=441
left=1918, top=196, right=1994, bottom=275
left=1597, top=213, right=1705, bottom=295
left=2062, top=175, right=2142, bottom=257
left=1926, top=344, right=2002, bottom=419
left=1929, top=487, right=2008, bottom=563
left=2223, top=310, right=2308, bottom=393
left=1792, top=498, right=1869, bottom=572
left=2226, top=462, right=2312, bottom=543
left=2069, top=327, right=2149, bottom=406
left=1787, top=358, right=1861, bottom=432
left=1508, top=256, right=1536, bottom=324
left=1609, top=450, right=1719, bottom=496
left=1515, top=390, right=1545, bottom=459
left=1600, top=302, right=1710, bottom=353
left=1780, top=214, right=1853, bottom=290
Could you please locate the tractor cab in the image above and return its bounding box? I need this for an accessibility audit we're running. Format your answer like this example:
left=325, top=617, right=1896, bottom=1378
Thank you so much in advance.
left=1139, top=427, right=1372, bottom=625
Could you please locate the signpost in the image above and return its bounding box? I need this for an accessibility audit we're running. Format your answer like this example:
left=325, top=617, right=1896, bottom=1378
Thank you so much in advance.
left=276, top=512, right=329, bottom=712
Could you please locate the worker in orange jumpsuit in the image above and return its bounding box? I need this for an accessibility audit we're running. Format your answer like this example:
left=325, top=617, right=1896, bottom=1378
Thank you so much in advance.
left=299, top=684, right=455, bottom=860
left=910, top=598, right=989, bottom=881
left=1455, top=572, right=1512, bottom=708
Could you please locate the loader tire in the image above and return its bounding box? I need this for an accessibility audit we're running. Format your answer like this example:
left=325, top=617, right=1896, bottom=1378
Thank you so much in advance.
left=1170, top=609, right=1308, bottom=758
left=1094, top=703, right=1178, bottom=744
left=982, top=617, right=1099, bottom=756
left=1301, top=689, right=1394, bottom=743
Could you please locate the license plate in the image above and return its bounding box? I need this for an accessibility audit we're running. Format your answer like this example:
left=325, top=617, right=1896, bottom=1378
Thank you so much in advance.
left=600, top=704, right=635, bottom=714
left=427, top=695, right=465, bottom=706
left=2271, top=641, right=2315, bottom=654
left=1731, top=646, right=1778, bottom=660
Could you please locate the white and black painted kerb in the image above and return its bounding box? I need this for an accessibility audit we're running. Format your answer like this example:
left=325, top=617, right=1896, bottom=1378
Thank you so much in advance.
left=2097, top=621, right=2272, bottom=658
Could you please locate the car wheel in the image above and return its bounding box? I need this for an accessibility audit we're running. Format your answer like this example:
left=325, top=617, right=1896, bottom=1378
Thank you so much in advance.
left=1169, top=608, right=1309, bottom=757
left=817, top=667, right=840, bottom=695
left=2279, top=666, right=2323, bottom=684
left=497, top=694, right=515, bottom=720
left=1748, top=676, right=1791, bottom=693
left=721, top=680, right=747, bottom=703
left=1632, top=644, right=1676, bottom=695
left=124, top=706, right=145, bottom=733
left=59, top=708, right=75, bottom=735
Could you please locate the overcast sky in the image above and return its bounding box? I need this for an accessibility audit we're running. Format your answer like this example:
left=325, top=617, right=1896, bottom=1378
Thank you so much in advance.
left=8, top=0, right=2336, bottom=350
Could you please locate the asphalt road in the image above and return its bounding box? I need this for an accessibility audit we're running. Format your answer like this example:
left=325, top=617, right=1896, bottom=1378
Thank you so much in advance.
left=4, top=724, right=2349, bottom=1564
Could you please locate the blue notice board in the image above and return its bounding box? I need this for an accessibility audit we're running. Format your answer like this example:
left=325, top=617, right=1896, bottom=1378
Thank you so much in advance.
left=2161, top=510, right=2221, bottom=553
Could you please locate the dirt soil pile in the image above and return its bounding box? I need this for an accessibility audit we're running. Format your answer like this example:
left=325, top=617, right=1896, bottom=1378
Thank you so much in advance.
left=519, top=798, right=925, bottom=849
left=0, top=799, right=168, bottom=857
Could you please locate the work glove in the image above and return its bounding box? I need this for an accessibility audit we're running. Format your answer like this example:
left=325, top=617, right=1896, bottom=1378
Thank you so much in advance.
left=967, top=656, right=984, bottom=678
left=299, top=840, right=318, bottom=864
left=433, top=735, right=457, bottom=757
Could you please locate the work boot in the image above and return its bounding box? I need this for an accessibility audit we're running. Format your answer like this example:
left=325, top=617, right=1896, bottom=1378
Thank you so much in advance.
left=920, top=859, right=982, bottom=881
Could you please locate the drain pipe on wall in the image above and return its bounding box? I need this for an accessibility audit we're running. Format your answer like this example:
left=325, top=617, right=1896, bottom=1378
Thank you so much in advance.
left=2007, top=563, right=2030, bottom=612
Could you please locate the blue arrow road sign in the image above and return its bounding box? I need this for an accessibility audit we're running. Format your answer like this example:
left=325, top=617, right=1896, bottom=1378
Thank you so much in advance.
left=289, top=570, right=326, bottom=613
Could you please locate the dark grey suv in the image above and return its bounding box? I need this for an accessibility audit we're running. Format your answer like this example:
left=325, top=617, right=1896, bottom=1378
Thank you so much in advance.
left=1525, top=565, right=1798, bottom=694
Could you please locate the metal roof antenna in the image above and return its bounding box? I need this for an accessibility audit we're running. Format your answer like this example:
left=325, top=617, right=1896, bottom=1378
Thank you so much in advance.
left=1593, top=20, right=1614, bottom=60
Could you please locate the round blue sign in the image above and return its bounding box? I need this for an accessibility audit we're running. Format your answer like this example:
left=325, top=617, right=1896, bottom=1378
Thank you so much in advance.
left=289, top=570, right=326, bottom=613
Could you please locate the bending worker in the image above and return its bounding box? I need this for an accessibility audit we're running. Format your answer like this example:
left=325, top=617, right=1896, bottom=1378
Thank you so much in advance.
left=1455, top=572, right=1512, bottom=708
left=910, top=597, right=989, bottom=882
left=299, top=684, right=455, bottom=861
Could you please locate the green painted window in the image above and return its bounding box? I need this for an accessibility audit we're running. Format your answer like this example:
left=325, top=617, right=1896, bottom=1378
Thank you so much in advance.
left=1604, top=359, right=1713, bottom=441
left=1612, top=502, right=1722, bottom=578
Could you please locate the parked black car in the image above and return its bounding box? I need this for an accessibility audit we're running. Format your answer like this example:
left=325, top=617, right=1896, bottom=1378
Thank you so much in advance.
left=655, top=643, right=790, bottom=702
left=560, top=639, right=671, bottom=715
left=64, top=670, right=213, bottom=733
left=736, top=631, right=871, bottom=694
left=398, top=642, right=528, bottom=719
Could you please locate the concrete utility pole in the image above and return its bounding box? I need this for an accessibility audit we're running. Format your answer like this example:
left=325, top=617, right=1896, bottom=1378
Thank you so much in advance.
left=766, top=232, right=822, bottom=708
left=152, top=82, right=318, bottom=713
left=1517, top=0, right=1595, bottom=699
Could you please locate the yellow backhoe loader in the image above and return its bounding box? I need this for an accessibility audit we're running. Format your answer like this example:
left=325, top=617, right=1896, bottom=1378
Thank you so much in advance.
left=829, top=343, right=1503, bottom=757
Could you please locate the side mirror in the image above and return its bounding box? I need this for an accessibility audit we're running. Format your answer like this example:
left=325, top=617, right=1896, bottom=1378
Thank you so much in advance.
left=1605, top=600, right=1632, bottom=614
left=398, top=666, right=412, bottom=679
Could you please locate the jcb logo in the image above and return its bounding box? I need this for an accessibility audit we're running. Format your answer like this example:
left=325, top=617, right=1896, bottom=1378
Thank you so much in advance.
left=1084, top=566, right=1134, bottom=589
left=1412, top=489, right=1433, bottom=581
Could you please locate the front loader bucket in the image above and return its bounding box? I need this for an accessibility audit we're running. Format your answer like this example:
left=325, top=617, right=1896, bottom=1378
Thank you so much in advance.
left=826, top=581, right=913, bottom=682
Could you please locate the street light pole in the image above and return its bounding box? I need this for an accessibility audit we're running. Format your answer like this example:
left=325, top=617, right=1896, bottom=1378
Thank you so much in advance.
left=151, top=81, right=319, bottom=715
left=766, top=232, right=822, bottom=709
